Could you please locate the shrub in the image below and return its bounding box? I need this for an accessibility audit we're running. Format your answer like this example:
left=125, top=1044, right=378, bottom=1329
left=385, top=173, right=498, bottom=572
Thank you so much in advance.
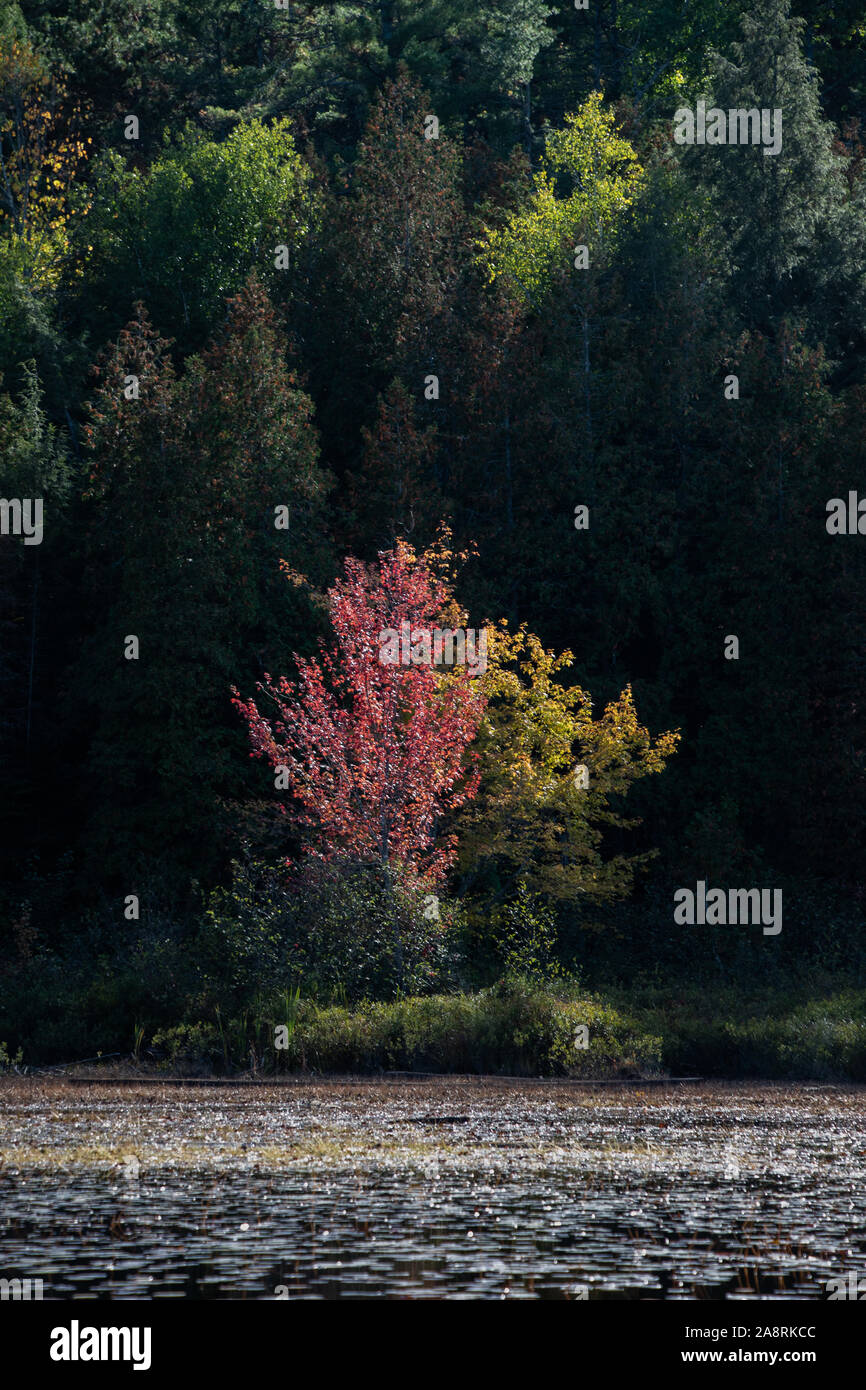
left=151, top=1022, right=224, bottom=1075
left=217, top=979, right=663, bottom=1077
left=493, top=882, right=563, bottom=982
left=628, top=985, right=866, bottom=1080
left=285, top=858, right=461, bottom=1003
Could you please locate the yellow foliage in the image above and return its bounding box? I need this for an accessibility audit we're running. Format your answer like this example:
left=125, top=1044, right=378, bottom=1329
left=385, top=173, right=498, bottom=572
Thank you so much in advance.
left=456, top=621, right=680, bottom=902
left=0, top=39, right=90, bottom=288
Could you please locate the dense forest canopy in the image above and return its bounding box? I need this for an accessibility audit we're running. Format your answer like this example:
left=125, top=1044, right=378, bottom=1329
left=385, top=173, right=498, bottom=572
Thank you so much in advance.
left=1, top=0, right=865, bottom=1061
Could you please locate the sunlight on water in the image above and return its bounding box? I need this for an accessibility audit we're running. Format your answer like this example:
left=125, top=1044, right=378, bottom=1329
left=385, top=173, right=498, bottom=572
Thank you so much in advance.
left=1, top=1081, right=863, bottom=1299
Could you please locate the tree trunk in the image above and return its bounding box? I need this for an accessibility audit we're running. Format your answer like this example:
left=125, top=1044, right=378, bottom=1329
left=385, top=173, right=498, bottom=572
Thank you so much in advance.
left=25, top=555, right=39, bottom=756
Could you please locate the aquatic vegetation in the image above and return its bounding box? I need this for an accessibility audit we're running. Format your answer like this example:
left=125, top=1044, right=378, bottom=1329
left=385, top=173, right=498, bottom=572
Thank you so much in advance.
left=0, top=1080, right=863, bottom=1299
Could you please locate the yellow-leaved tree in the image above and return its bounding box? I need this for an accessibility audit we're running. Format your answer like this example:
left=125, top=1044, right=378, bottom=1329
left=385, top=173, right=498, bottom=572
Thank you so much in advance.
left=455, top=622, right=680, bottom=905
left=479, top=91, right=642, bottom=303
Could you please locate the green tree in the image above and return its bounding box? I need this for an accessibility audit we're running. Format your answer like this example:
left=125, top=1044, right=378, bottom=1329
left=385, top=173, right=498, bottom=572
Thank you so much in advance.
left=76, top=118, right=316, bottom=353
left=686, top=0, right=854, bottom=339
left=302, top=68, right=467, bottom=484
left=265, top=0, right=555, bottom=154
left=73, top=276, right=331, bottom=887
left=480, top=92, right=641, bottom=304
left=17, top=0, right=180, bottom=141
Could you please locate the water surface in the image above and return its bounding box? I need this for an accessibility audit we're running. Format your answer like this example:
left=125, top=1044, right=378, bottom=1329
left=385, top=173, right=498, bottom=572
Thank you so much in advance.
left=1, top=1079, right=863, bottom=1299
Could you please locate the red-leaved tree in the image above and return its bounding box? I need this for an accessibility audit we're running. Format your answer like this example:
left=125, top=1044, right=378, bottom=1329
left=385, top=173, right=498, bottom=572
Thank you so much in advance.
left=232, top=543, right=487, bottom=883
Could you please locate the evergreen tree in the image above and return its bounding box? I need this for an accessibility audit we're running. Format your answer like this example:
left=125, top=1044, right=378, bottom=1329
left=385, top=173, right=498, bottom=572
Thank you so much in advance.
left=73, top=278, right=331, bottom=888
left=303, top=69, right=467, bottom=483
left=265, top=0, right=555, bottom=155
left=688, top=0, right=851, bottom=338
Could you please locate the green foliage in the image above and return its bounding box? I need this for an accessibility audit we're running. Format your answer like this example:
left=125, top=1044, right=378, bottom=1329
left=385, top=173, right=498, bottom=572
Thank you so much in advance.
left=493, top=881, right=562, bottom=982
left=614, top=0, right=737, bottom=107
left=0, top=365, right=73, bottom=876
left=271, top=859, right=461, bottom=1005
left=312, top=67, right=468, bottom=459
left=78, top=118, right=316, bottom=349
left=686, top=0, right=853, bottom=335
left=71, top=277, right=331, bottom=884
left=261, top=0, right=555, bottom=152
left=151, top=1021, right=223, bottom=1075
left=791, top=0, right=866, bottom=126
left=2, top=0, right=866, bottom=1073
left=20, top=0, right=182, bottom=139
left=480, top=92, right=642, bottom=302
left=629, top=985, right=866, bottom=1081
left=195, top=853, right=461, bottom=1011
left=0, top=359, right=69, bottom=495
left=0, top=3, right=26, bottom=43
left=149, top=980, right=661, bottom=1078
left=197, top=861, right=300, bottom=1014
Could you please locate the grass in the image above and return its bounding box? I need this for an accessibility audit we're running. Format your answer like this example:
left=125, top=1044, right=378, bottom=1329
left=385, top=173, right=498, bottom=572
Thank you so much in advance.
left=618, top=982, right=866, bottom=1080
left=150, top=978, right=663, bottom=1078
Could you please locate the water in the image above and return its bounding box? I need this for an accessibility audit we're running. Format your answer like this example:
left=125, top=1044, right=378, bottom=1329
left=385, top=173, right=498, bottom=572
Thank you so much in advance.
left=1, top=1080, right=864, bottom=1299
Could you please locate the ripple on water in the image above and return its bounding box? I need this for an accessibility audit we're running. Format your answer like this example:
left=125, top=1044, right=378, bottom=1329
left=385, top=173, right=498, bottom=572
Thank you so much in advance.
left=1, top=1082, right=865, bottom=1298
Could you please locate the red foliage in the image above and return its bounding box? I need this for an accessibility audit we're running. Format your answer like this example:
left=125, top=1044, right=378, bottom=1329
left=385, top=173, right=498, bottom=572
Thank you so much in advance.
left=232, top=544, right=486, bottom=882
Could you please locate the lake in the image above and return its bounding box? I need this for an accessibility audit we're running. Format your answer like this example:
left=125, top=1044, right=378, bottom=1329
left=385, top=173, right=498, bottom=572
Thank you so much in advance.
left=1, top=1079, right=863, bottom=1300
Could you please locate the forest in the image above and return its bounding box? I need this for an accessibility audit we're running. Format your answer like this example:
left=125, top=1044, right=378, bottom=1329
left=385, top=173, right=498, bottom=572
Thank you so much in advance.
left=2, top=0, right=866, bottom=1079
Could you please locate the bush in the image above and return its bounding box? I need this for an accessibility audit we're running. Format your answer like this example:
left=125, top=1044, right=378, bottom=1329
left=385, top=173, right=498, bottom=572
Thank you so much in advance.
left=151, top=1022, right=225, bottom=1075
left=627, top=984, right=866, bottom=1079
left=283, top=858, right=461, bottom=1003
left=197, top=859, right=300, bottom=1013
left=172, top=979, right=663, bottom=1077
left=493, top=882, right=563, bottom=983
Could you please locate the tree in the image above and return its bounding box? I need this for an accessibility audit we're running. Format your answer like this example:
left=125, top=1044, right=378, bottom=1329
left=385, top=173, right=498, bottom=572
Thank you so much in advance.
left=0, top=35, right=89, bottom=289
left=173, top=0, right=284, bottom=121
left=264, top=0, right=555, bottom=154
left=791, top=0, right=866, bottom=127
left=330, top=69, right=464, bottom=372
left=344, top=378, right=443, bottom=551
left=74, top=276, right=331, bottom=886
left=686, top=0, right=853, bottom=339
left=303, top=68, right=467, bottom=478
left=19, top=0, right=180, bottom=143
left=455, top=623, right=680, bottom=903
left=480, top=91, right=642, bottom=304
left=77, top=118, right=316, bottom=353
left=394, top=0, right=556, bottom=147
left=233, top=541, right=487, bottom=884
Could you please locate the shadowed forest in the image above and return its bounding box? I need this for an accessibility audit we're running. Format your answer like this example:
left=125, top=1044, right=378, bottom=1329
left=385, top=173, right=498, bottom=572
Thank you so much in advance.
left=2, top=0, right=866, bottom=1079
